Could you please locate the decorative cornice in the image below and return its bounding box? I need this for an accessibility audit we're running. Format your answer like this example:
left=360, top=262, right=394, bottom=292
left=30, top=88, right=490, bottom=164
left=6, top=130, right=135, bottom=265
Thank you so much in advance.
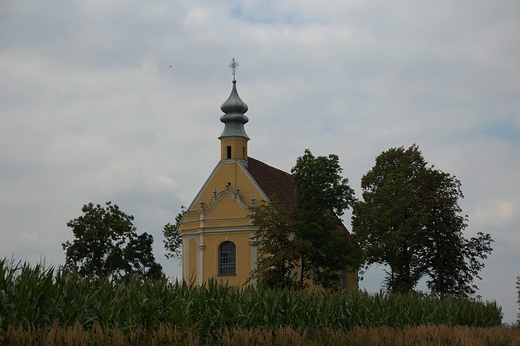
left=180, top=225, right=257, bottom=236
left=199, top=189, right=251, bottom=214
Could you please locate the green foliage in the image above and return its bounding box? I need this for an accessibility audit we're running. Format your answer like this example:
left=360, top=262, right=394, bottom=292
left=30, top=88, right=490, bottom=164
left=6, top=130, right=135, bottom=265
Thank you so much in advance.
left=0, top=258, right=503, bottom=342
left=250, top=199, right=303, bottom=290
left=292, top=149, right=356, bottom=218
left=251, top=149, right=361, bottom=290
left=414, top=167, right=493, bottom=296
left=291, top=149, right=361, bottom=290
left=353, top=145, right=428, bottom=293
left=124, top=233, right=163, bottom=279
left=163, top=206, right=186, bottom=260
left=62, top=202, right=162, bottom=279
left=353, top=145, right=493, bottom=296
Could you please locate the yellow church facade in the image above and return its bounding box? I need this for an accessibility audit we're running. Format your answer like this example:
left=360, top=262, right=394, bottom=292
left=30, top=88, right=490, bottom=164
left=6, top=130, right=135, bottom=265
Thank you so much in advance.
left=178, top=74, right=357, bottom=290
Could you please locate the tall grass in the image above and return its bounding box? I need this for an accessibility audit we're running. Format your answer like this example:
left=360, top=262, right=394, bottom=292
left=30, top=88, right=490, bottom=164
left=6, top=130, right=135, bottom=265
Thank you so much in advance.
left=2, top=324, right=519, bottom=346
left=0, top=258, right=503, bottom=342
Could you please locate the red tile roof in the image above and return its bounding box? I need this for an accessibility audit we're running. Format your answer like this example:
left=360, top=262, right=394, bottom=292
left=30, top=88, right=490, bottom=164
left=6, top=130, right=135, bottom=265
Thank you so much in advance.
left=245, top=157, right=296, bottom=208
left=245, top=157, right=349, bottom=234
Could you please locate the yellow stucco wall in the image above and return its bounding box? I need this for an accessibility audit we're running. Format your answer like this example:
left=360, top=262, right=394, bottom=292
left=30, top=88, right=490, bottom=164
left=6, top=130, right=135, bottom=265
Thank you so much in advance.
left=206, top=195, right=248, bottom=219
left=202, top=232, right=252, bottom=286
left=185, top=160, right=263, bottom=215
left=220, top=137, right=248, bottom=160
left=189, top=238, right=197, bottom=283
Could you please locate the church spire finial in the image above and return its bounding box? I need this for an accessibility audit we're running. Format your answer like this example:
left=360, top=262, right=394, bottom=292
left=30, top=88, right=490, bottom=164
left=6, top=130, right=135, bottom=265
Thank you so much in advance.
left=219, top=59, right=249, bottom=161
left=228, top=58, right=238, bottom=83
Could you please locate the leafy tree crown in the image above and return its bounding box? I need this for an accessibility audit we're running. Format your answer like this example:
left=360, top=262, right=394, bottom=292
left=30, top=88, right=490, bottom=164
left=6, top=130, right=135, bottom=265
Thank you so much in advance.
left=63, top=202, right=162, bottom=279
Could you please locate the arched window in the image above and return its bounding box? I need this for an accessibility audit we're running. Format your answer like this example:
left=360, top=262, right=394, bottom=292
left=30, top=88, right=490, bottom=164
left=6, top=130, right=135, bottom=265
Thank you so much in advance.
left=218, top=241, right=236, bottom=275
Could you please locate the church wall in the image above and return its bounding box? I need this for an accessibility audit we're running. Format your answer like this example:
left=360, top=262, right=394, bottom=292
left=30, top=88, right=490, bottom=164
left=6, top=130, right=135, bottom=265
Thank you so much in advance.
left=205, top=195, right=248, bottom=219
left=189, top=238, right=197, bottom=283
left=203, top=219, right=250, bottom=228
left=178, top=214, right=199, bottom=230
left=181, top=239, right=185, bottom=278
left=178, top=160, right=263, bottom=287
left=203, top=232, right=252, bottom=286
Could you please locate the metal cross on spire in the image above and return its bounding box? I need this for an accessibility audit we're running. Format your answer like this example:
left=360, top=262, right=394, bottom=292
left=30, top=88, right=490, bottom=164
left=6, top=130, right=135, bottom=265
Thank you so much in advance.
left=228, top=58, right=239, bottom=81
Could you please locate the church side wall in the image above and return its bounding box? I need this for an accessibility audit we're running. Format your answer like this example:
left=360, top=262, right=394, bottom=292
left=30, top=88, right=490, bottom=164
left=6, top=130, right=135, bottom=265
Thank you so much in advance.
left=189, top=238, right=197, bottom=283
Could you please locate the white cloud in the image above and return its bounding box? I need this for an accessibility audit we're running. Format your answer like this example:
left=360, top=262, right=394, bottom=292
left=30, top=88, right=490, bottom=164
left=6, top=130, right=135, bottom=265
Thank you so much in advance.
left=150, top=174, right=179, bottom=192
left=474, top=200, right=517, bottom=227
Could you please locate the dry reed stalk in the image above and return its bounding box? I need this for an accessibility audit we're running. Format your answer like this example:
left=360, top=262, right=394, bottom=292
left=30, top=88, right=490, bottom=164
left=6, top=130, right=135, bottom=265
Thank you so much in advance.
left=219, top=327, right=259, bottom=345
left=146, top=323, right=200, bottom=346
left=272, top=326, right=306, bottom=345
left=218, top=327, right=307, bottom=346
left=46, top=322, right=89, bottom=346
left=1, top=324, right=519, bottom=345
left=344, top=324, right=520, bottom=346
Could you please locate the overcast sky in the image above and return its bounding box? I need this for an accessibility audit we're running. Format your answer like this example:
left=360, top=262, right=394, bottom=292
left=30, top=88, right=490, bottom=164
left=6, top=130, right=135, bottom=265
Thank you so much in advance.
left=1, top=0, right=519, bottom=323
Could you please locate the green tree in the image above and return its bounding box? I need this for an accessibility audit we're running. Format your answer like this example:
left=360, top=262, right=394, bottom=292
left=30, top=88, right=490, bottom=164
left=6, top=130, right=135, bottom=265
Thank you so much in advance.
left=414, top=167, right=493, bottom=296
left=250, top=198, right=303, bottom=289
left=353, top=145, right=493, bottom=295
left=251, top=149, right=360, bottom=290
left=62, top=202, right=163, bottom=278
left=163, top=206, right=186, bottom=260
left=353, top=145, right=432, bottom=293
left=124, top=233, right=163, bottom=279
left=291, top=149, right=360, bottom=290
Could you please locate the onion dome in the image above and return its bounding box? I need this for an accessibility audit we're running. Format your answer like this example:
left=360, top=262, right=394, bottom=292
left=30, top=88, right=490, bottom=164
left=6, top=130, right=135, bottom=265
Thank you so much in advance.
left=219, top=80, right=250, bottom=139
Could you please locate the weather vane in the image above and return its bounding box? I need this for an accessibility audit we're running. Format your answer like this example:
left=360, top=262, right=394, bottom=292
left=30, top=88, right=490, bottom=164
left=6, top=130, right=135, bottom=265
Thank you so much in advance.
left=228, top=58, right=239, bottom=81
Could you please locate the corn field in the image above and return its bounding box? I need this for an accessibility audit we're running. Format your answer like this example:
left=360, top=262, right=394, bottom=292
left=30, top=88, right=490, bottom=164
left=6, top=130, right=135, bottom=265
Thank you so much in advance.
left=0, top=258, right=508, bottom=345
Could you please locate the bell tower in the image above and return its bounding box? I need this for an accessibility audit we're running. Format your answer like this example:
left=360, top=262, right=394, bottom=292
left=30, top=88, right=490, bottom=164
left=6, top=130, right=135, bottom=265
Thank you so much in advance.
left=219, top=58, right=249, bottom=161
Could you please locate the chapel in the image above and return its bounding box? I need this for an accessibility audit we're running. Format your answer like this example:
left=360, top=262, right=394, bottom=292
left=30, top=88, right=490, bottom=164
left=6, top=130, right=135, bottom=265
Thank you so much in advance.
left=177, top=61, right=357, bottom=290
